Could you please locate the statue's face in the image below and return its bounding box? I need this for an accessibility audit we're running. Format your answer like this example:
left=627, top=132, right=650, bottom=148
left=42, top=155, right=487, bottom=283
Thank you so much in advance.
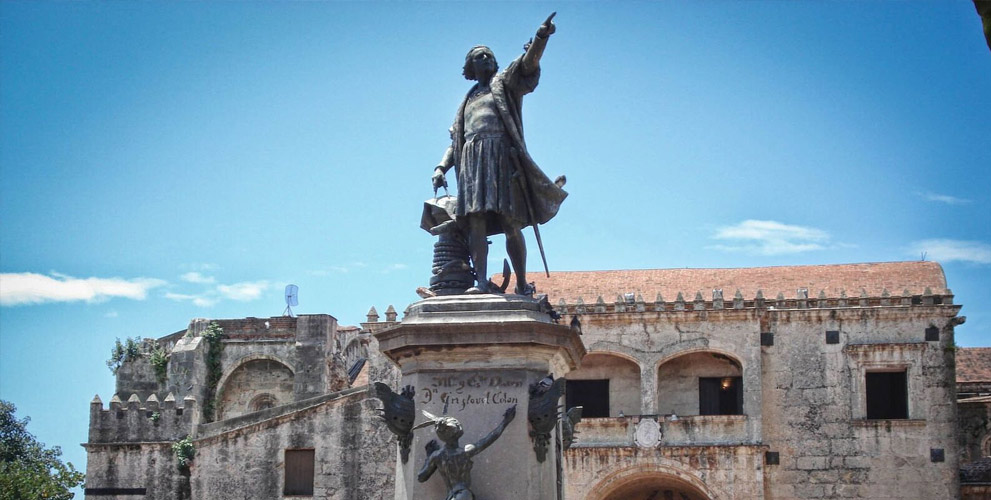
left=436, top=418, right=464, bottom=443
left=469, top=48, right=497, bottom=76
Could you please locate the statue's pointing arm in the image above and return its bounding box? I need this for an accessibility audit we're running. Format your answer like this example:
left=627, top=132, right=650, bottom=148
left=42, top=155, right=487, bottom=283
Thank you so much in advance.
left=522, top=12, right=556, bottom=75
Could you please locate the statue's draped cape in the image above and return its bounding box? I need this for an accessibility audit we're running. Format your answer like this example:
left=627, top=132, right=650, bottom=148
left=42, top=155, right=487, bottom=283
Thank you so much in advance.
left=444, top=55, right=567, bottom=235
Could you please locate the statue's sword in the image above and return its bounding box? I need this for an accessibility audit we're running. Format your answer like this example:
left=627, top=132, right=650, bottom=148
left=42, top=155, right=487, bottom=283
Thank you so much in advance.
left=510, top=148, right=550, bottom=278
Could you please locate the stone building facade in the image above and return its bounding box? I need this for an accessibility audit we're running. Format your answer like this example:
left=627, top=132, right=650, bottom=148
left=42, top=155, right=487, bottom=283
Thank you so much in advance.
left=84, top=261, right=972, bottom=499
left=957, top=348, right=991, bottom=499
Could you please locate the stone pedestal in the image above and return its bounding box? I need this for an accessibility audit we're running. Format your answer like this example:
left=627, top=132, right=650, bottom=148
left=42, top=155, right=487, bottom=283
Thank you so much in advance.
left=375, top=294, right=586, bottom=500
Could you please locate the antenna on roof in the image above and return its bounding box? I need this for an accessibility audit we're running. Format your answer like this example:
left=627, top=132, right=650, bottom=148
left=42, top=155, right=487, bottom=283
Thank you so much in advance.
left=283, top=284, right=298, bottom=317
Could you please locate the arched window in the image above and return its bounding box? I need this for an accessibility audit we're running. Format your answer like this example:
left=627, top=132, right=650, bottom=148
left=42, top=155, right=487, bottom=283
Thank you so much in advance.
left=565, top=353, right=641, bottom=418
left=657, top=351, right=744, bottom=416
left=249, top=393, right=277, bottom=412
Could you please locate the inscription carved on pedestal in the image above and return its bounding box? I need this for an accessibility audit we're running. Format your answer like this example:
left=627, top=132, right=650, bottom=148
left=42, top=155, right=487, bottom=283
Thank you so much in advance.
left=417, top=374, right=523, bottom=413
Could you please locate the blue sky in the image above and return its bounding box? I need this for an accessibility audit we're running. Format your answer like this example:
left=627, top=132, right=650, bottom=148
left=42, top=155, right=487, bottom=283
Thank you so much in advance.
left=1, top=1, right=989, bottom=491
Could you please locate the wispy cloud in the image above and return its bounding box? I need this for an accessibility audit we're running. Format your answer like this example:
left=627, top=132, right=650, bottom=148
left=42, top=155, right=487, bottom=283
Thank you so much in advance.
left=381, top=263, right=408, bottom=274
left=908, top=239, right=991, bottom=264
left=708, top=219, right=831, bottom=255
left=180, top=272, right=216, bottom=284
left=165, top=280, right=270, bottom=307
left=104, top=310, right=119, bottom=318
left=164, top=292, right=217, bottom=307
left=917, top=192, right=972, bottom=205
left=309, top=262, right=367, bottom=276
left=0, top=272, right=166, bottom=306
left=181, top=263, right=218, bottom=272
left=217, top=281, right=269, bottom=301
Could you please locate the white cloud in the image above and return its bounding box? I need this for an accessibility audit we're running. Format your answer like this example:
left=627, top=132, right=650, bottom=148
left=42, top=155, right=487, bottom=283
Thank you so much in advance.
left=908, top=239, right=991, bottom=264
left=180, top=272, right=216, bottom=284
left=217, top=281, right=269, bottom=301
left=310, top=262, right=367, bottom=275
left=104, top=310, right=119, bottom=318
left=165, top=291, right=219, bottom=307
left=181, top=263, right=218, bottom=271
left=381, top=263, right=409, bottom=273
left=709, top=220, right=830, bottom=255
left=165, top=279, right=269, bottom=307
left=0, top=272, right=166, bottom=306
left=918, top=192, right=972, bottom=205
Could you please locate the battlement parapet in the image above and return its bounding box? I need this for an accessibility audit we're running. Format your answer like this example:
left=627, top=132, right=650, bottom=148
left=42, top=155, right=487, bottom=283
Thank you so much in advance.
left=553, top=289, right=957, bottom=317
left=88, top=393, right=195, bottom=444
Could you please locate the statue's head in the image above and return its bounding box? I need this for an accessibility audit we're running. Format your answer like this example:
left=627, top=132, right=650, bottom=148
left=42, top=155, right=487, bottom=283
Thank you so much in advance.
left=463, top=46, right=498, bottom=81
left=435, top=416, right=464, bottom=443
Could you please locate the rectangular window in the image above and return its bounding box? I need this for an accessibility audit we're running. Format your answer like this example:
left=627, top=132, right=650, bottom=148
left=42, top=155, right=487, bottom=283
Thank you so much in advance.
left=566, top=379, right=610, bottom=418
left=699, top=377, right=743, bottom=415
left=866, top=371, right=908, bottom=419
left=284, top=449, right=315, bottom=496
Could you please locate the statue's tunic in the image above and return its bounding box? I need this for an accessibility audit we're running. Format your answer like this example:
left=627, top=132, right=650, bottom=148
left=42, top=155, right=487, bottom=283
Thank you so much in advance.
left=440, top=55, right=568, bottom=236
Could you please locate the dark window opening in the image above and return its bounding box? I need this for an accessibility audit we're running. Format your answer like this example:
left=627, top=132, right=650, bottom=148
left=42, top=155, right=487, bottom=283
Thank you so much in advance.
left=699, top=377, right=743, bottom=415
left=284, top=449, right=315, bottom=496
left=866, top=371, right=908, bottom=419
left=566, top=379, right=609, bottom=418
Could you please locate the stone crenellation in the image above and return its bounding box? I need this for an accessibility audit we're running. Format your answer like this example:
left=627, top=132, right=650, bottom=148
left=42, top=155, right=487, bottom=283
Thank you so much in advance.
left=551, top=289, right=954, bottom=316
left=89, top=392, right=195, bottom=444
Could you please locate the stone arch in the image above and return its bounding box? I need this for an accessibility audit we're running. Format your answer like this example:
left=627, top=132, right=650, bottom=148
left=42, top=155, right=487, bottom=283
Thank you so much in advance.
left=654, top=347, right=744, bottom=373
left=565, top=351, right=642, bottom=417
left=248, top=393, right=277, bottom=412
left=342, top=337, right=368, bottom=365
left=656, top=349, right=745, bottom=417
left=586, top=463, right=720, bottom=500
left=216, top=355, right=295, bottom=421
left=982, top=433, right=991, bottom=457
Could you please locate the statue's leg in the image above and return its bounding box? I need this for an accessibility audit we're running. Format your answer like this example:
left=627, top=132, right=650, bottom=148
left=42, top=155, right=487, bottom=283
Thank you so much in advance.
left=504, top=222, right=529, bottom=295
left=467, top=213, right=489, bottom=292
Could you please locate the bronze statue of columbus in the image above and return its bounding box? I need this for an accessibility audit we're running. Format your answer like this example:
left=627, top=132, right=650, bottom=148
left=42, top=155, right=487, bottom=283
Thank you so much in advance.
left=432, top=13, right=568, bottom=296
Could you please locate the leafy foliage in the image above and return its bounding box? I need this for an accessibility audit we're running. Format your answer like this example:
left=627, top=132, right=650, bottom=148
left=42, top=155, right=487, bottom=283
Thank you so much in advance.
left=105, top=336, right=144, bottom=375
left=148, top=344, right=169, bottom=384
left=200, top=323, right=225, bottom=422
left=171, top=437, right=195, bottom=472
left=0, top=400, right=85, bottom=500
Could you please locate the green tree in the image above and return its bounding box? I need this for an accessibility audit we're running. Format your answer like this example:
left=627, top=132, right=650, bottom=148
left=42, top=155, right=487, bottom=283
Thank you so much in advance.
left=0, top=400, right=85, bottom=500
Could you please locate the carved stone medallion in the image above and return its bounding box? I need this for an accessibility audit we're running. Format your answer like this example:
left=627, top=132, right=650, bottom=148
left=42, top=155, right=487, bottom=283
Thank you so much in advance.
left=634, top=418, right=662, bottom=448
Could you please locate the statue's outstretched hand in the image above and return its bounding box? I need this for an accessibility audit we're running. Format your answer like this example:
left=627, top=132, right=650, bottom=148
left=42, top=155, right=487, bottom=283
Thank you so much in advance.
left=503, top=404, right=517, bottom=423
left=537, top=12, right=556, bottom=38
left=432, top=168, right=447, bottom=190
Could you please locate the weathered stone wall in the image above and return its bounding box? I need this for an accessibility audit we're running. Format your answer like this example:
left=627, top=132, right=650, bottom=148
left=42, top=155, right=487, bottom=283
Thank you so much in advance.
left=84, top=443, right=190, bottom=500
left=564, top=309, right=764, bottom=442
left=760, top=307, right=961, bottom=499
left=555, top=294, right=961, bottom=499
left=959, top=399, right=991, bottom=464
left=216, top=358, right=295, bottom=420
left=85, top=395, right=196, bottom=499
left=565, top=445, right=765, bottom=500
left=115, top=353, right=161, bottom=404
left=190, top=390, right=394, bottom=500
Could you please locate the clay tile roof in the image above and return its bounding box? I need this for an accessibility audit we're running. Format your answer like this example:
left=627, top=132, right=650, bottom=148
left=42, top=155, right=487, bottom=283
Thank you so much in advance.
left=957, top=348, right=991, bottom=384
left=530, top=261, right=947, bottom=303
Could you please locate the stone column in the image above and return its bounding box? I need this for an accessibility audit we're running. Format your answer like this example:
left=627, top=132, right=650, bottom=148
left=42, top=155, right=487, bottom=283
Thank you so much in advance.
left=375, top=294, right=585, bottom=500
left=639, top=358, right=658, bottom=416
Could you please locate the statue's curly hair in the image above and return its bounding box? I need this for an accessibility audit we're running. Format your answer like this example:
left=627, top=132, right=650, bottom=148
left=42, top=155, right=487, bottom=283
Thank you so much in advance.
left=462, top=45, right=498, bottom=81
